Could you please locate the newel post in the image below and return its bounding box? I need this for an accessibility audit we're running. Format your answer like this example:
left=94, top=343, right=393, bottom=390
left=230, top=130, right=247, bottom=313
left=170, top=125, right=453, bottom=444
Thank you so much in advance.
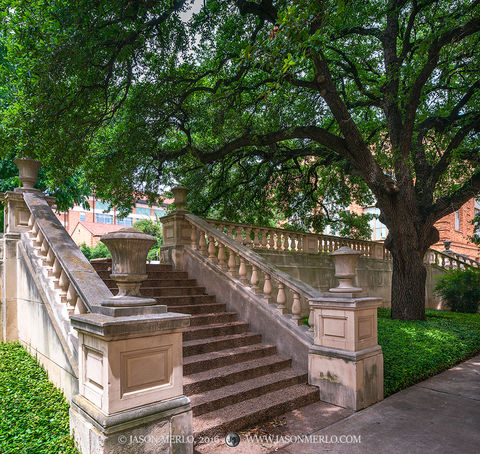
left=308, top=246, right=384, bottom=411
left=70, top=227, right=193, bottom=454
left=159, top=185, right=191, bottom=270
left=2, top=158, right=53, bottom=341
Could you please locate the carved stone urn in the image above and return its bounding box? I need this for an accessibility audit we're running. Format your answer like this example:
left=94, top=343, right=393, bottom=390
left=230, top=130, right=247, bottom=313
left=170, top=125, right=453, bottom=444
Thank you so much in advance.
left=100, top=227, right=157, bottom=306
left=329, top=246, right=363, bottom=293
left=171, top=185, right=189, bottom=211
left=14, top=157, right=42, bottom=191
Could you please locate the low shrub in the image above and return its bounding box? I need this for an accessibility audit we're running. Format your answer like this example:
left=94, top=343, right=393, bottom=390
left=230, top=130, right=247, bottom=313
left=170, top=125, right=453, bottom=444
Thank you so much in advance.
left=79, top=242, right=111, bottom=260
left=434, top=268, right=480, bottom=313
left=0, top=342, right=78, bottom=454
left=378, top=308, right=480, bottom=396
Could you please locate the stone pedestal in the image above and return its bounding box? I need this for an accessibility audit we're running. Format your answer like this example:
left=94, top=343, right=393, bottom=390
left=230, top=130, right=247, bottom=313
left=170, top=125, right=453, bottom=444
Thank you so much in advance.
left=160, top=186, right=191, bottom=271
left=1, top=232, right=20, bottom=341
left=70, top=312, right=193, bottom=454
left=308, top=295, right=383, bottom=410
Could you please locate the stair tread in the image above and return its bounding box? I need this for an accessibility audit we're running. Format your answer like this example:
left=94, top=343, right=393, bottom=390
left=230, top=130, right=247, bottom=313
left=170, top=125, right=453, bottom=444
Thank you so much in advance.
left=184, top=343, right=276, bottom=368
left=189, top=368, right=307, bottom=407
left=193, top=384, right=318, bottom=437
left=183, top=354, right=288, bottom=386
left=185, top=320, right=248, bottom=333
left=183, top=332, right=261, bottom=349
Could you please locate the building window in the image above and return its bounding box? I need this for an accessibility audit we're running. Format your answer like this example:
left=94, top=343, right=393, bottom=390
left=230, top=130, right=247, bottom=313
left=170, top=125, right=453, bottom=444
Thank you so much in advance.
left=95, top=200, right=110, bottom=212
left=80, top=212, right=85, bottom=222
left=136, top=206, right=151, bottom=216
left=117, top=217, right=133, bottom=226
left=95, top=213, right=113, bottom=224
left=154, top=209, right=166, bottom=218
left=364, top=207, right=388, bottom=240
left=454, top=210, right=460, bottom=231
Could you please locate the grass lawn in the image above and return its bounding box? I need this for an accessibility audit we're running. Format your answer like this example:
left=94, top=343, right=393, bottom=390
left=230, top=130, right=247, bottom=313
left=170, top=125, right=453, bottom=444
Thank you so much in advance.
left=378, top=308, right=480, bottom=396
left=0, top=342, right=78, bottom=454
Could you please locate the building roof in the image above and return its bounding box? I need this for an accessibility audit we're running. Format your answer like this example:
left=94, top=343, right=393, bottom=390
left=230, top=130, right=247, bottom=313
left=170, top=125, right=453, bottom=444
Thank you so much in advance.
left=74, top=221, right=125, bottom=237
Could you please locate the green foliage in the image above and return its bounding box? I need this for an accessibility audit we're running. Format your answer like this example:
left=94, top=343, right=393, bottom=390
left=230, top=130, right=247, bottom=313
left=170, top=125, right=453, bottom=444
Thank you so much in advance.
left=79, top=242, right=111, bottom=261
left=0, top=342, right=79, bottom=454
left=133, top=219, right=163, bottom=260
left=378, top=308, right=480, bottom=396
left=434, top=269, right=480, bottom=313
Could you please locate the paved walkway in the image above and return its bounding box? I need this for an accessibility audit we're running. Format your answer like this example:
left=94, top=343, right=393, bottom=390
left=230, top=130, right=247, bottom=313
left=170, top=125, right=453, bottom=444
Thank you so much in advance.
left=195, top=355, right=480, bottom=454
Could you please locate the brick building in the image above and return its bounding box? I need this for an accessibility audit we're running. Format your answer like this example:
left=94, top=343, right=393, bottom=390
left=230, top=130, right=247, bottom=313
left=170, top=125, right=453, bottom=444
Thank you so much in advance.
left=55, top=196, right=172, bottom=247
left=355, top=198, right=479, bottom=261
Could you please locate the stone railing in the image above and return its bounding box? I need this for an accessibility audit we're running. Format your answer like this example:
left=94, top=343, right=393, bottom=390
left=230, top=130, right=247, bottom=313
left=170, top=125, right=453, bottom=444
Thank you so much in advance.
left=427, top=249, right=479, bottom=270
left=187, top=214, right=322, bottom=331
left=23, top=192, right=112, bottom=315
left=204, top=218, right=391, bottom=260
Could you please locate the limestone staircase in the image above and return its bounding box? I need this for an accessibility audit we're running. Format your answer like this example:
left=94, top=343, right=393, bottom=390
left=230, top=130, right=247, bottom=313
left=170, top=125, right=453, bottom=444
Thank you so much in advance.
left=91, top=259, right=319, bottom=438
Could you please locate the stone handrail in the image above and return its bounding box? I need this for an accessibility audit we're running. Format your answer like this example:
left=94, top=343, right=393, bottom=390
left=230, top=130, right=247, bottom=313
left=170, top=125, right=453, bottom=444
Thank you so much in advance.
left=186, top=213, right=323, bottom=331
left=427, top=248, right=479, bottom=270
left=23, top=192, right=112, bottom=314
left=203, top=217, right=391, bottom=260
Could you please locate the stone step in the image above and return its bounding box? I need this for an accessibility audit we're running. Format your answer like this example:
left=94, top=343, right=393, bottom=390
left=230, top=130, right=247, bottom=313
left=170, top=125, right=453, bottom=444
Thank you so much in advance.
left=154, top=295, right=217, bottom=306
left=189, top=312, right=237, bottom=327
left=96, top=270, right=189, bottom=280
left=184, top=344, right=276, bottom=376
left=183, top=321, right=249, bottom=342
left=139, top=286, right=206, bottom=297
left=193, top=384, right=319, bottom=438
left=91, top=262, right=173, bottom=272
left=183, top=332, right=262, bottom=357
left=170, top=302, right=227, bottom=315
left=189, top=368, right=308, bottom=416
left=183, top=355, right=291, bottom=395
left=104, top=278, right=198, bottom=289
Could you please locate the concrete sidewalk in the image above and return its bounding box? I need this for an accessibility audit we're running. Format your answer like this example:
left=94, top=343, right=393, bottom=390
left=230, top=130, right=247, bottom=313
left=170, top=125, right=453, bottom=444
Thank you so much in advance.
left=196, top=355, right=480, bottom=454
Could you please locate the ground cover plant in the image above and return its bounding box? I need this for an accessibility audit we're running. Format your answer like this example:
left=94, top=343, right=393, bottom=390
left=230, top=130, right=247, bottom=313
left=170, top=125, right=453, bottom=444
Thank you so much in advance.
left=0, top=342, right=78, bottom=454
left=378, top=308, right=480, bottom=396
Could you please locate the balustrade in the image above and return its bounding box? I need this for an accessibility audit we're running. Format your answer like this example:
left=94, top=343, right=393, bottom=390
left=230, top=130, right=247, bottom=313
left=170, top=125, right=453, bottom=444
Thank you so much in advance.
left=187, top=214, right=323, bottom=331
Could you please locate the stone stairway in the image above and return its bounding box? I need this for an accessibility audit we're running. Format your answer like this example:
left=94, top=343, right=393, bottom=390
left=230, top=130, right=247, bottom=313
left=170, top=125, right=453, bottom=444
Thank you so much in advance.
left=91, top=259, right=319, bottom=438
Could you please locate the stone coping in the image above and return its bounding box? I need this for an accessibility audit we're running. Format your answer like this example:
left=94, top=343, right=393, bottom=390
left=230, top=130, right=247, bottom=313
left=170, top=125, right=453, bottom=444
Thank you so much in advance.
left=23, top=192, right=112, bottom=311
left=70, top=312, right=191, bottom=340
left=309, top=344, right=383, bottom=361
left=72, top=394, right=191, bottom=434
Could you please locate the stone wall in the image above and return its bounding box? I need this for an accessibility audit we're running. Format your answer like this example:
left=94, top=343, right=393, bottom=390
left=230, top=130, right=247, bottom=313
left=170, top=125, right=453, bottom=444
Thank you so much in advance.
left=257, top=250, right=446, bottom=310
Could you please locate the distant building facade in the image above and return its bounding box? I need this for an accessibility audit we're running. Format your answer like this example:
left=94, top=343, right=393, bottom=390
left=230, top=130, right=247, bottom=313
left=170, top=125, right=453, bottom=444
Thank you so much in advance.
left=55, top=196, right=172, bottom=247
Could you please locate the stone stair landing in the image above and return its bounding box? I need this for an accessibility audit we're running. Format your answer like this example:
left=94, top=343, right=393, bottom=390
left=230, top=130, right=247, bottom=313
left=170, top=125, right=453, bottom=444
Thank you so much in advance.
left=91, top=259, right=319, bottom=438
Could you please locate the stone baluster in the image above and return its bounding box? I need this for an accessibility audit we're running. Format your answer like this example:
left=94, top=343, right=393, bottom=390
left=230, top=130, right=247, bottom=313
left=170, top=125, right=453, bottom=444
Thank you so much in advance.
left=292, top=291, right=302, bottom=323
left=253, top=229, right=260, bottom=248
left=199, top=231, right=208, bottom=255
left=261, top=229, right=268, bottom=248
left=45, top=247, right=55, bottom=268
left=228, top=249, right=237, bottom=277
left=268, top=231, right=275, bottom=250
left=52, top=257, right=62, bottom=280
left=227, top=225, right=234, bottom=239
left=238, top=256, right=248, bottom=284
left=40, top=238, right=49, bottom=256
left=217, top=242, right=227, bottom=270
left=244, top=227, right=252, bottom=246
left=207, top=235, right=217, bottom=263
left=34, top=229, right=44, bottom=248
left=276, top=281, right=287, bottom=314
left=66, top=283, right=78, bottom=314
left=276, top=232, right=282, bottom=250
left=263, top=273, right=273, bottom=304
left=250, top=265, right=259, bottom=293
left=308, top=307, right=314, bottom=334
left=190, top=225, right=198, bottom=249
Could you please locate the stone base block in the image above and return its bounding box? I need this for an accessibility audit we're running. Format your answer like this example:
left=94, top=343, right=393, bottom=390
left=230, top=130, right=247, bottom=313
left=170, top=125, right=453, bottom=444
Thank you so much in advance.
left=308, top=345, right=383, bottom=410
left=70, top=395, right=193, bottom=454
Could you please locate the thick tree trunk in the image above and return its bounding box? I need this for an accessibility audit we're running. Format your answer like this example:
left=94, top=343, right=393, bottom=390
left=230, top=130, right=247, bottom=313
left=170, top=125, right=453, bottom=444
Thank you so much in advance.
left=381, top=201, right=438, bottom=321
left=390, top=249, right=427, bottom=320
